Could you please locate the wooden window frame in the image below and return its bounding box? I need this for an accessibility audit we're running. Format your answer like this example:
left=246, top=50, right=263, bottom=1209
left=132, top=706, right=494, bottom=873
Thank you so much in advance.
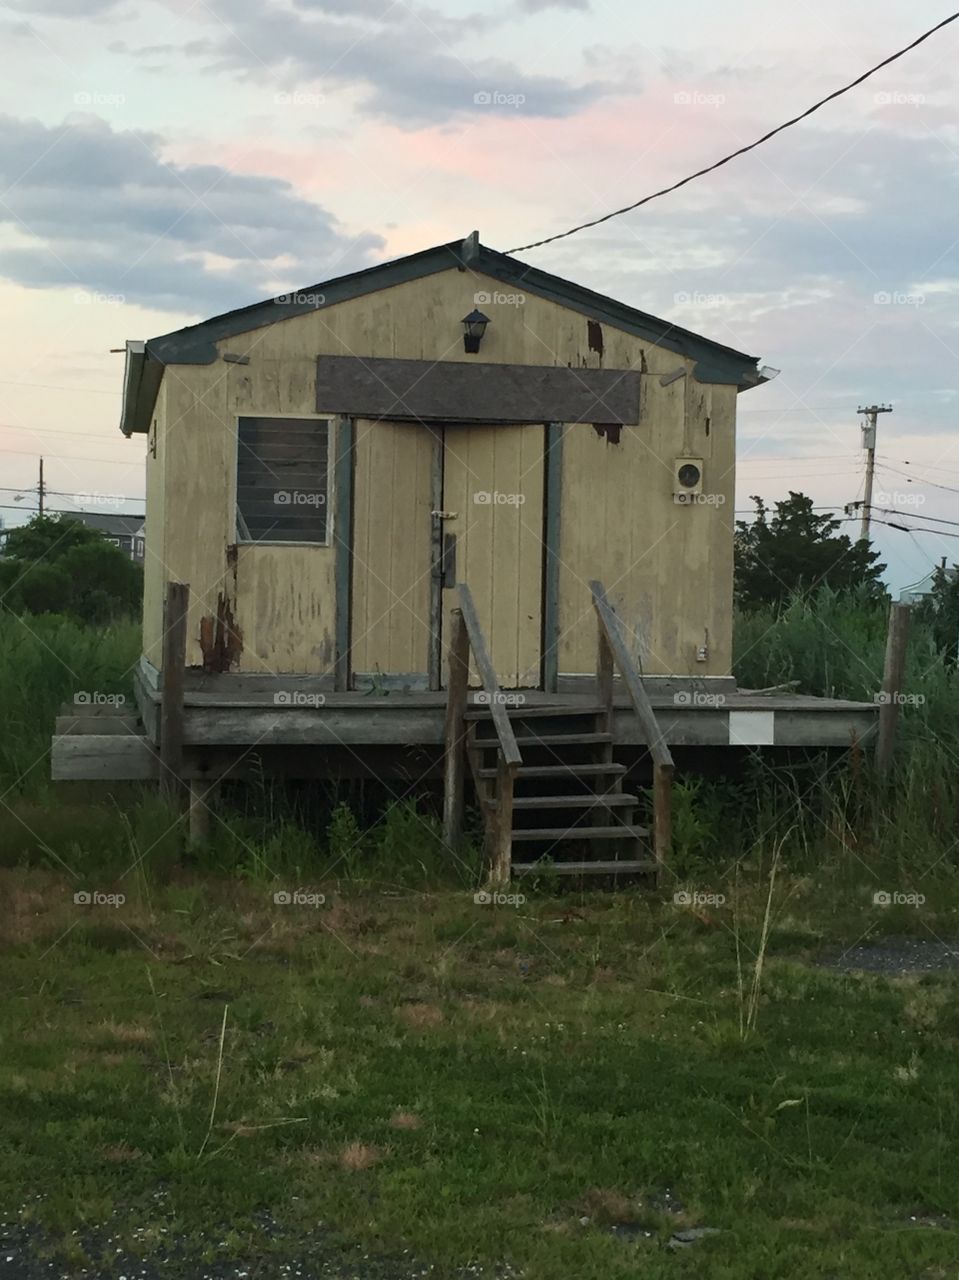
left=234, top=414, right=333, bottom=548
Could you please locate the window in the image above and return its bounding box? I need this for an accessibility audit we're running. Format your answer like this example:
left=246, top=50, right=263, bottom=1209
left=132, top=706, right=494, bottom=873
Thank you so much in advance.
left=236, top=417, right=331, bottom=544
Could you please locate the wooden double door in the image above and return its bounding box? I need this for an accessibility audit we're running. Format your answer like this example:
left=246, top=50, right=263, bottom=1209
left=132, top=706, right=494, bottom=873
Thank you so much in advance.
left=350, top=421, right=546, bottom=688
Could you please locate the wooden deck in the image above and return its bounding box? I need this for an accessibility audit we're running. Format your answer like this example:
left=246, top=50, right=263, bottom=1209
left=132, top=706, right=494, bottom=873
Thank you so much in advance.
left=51, top=667, right=877, bottom=782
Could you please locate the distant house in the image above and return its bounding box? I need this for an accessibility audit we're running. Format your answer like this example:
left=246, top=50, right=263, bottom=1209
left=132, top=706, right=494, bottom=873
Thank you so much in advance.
left=899, top=559, right=955, bottom=605
left=67, top=511, right=145, bottom=564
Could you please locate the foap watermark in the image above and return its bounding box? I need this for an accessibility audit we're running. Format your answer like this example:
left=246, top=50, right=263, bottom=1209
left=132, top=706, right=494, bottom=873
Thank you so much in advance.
left=275, top=292, right=326, bottom=307
left=474, top=691, right=526, bottom=708
left=273, top=889, right=326, bottom=907
left=74, top=90, right=125, bottom=108
left=274, top=490, right=326, bottom=507
left=75, top=290, right=125, bottom=306
left=874, top=90, right=925, bottom=107
left=874, top=489, right=925, bottom=508
left=674, top=89, right=725, bottom=108
left=873, top=890, right=926, bottom=908
left=673, top=690, right=726, bottom=708
left=674, top=290, right=727, bottom=307
left=473, top=90, right=526, bottom=107
left=273, top=691, right=326, bottom=708
left=473, top=289, right=526, bottom=307
left=473, top=490, right=526, bottom=506
left=874, top=290, right=925, bottom=307
left=874, top=691, right=925, bottom=707
left=673, top=889, right=726, bottom=907
left=274, top=90, right=325, bottom=107
left=474, top=889, right=526, bottom=907
left=674, top=491, right=725, bottom=507
left=74, top=691, right=126, bottom=707
left=74, top=890, right=125, bottom=907
left=73, top=491, right=125, bottom=509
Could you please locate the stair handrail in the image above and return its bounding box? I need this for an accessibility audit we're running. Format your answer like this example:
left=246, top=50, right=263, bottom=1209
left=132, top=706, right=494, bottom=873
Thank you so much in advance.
left=443, top=584, right=521, bottom=884
left=589, top=580, right=673, bottom=870
left=455, top=584, right=522, bottom=768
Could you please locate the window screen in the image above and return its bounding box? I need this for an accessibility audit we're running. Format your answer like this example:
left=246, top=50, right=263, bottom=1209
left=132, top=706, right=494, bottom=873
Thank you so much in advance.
left=236, top=417, right=331, bottom=544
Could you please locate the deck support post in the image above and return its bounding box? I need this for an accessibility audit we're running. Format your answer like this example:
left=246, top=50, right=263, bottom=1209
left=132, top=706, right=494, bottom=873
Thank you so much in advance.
left=160, top=581, right=189, bottom=808
left=443, top=608, right=470, bottom=849
left=188, top=778, right=217, bottom=843
left=876, top=601, right=911, bottom=777
left=488, top=755, right=515, bottom=886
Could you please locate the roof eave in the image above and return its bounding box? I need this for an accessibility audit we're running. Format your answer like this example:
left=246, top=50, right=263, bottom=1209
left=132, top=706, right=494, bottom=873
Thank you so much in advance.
left=120, top=339, right=163, bottom=437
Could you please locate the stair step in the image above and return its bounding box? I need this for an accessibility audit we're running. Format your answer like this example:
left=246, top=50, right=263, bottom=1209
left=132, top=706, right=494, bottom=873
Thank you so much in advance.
left=478, top=763, right=627, bottom=779
left=510, top=825, right=649, bottom=841
left=510, top=794, right=638, bottom=810
left=513, top=859, right=656, bottom=876
left=501, top=732, right=613, bottom=748
left=464, top=704, right=604, bottom=721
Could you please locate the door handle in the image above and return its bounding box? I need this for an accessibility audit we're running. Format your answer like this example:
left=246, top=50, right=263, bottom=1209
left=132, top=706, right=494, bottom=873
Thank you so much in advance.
left=441, top=532, right=457, bottom=588
left=431, top=510, right=458, bottom=520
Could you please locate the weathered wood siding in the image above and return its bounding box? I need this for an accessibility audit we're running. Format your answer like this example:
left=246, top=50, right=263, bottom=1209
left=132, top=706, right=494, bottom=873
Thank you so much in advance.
left=351, top=419, right=434, bottom=677
left=441, top=425, right=544, bottom=687
left=558, top=383, right=736, bottom=677
left=148, top=267, right=737, bottom=677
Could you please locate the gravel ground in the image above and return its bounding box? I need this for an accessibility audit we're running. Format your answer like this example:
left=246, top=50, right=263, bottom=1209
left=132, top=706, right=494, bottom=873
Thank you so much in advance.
left=0, top=1208, right=520, bottom=1280
left=818, top=937, right=959, bottom=976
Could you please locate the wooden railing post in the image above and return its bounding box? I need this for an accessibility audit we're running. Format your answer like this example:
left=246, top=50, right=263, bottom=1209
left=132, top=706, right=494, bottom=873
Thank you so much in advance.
left=652, top=761, right=673, bottom=875
left=876, top=601, right=911, bottom=777
left=488, top=754, right=515, bottom=886
left=160, top=581, right=189, bottom=807
left=443, top=608, right=470, bottom=848
left=597, top=620, right=614, bottom=735
left=589, top=580, right=674, bottom=879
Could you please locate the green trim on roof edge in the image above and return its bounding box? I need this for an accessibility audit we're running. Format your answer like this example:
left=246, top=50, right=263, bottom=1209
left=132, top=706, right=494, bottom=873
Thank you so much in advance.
left=123, top=238, right=763, bottom=434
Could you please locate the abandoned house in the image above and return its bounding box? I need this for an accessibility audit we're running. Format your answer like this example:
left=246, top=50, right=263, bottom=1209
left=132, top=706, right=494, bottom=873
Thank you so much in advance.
left=52, top=234, right=877, bottom=880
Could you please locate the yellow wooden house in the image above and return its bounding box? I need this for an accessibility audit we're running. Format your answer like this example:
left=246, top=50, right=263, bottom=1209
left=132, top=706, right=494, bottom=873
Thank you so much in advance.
left=121, top=232, right=770, bottom=694
left=47, top=232, right=877, bottom=880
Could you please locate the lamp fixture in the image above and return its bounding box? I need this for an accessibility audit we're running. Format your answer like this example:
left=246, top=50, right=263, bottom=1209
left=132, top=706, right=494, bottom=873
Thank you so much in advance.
left=461, top=309, right=490, bottom=354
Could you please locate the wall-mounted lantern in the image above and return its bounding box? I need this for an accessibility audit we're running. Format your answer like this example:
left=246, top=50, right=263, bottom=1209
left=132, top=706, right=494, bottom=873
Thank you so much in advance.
left=461, top=309, right=490, bottom=354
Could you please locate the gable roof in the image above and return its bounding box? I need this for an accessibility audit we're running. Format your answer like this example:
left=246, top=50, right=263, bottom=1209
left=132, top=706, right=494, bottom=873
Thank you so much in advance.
left=121, top=234, right=766, bottom=435
left=66, top=511, right=145, bottom=538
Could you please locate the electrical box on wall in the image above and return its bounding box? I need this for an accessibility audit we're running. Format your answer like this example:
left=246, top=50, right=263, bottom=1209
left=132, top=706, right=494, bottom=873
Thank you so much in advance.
left=673, top=457, right=703, bottom=504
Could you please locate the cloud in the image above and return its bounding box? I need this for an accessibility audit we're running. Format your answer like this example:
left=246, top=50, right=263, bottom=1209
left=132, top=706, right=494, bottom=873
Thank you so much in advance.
left=0, top=113, right=384, bottom=314
left=3, top=0, right=124, bottom=12
left=519, top=0, right=589, bottom=9
left=169, top=0, right=604, bottom=126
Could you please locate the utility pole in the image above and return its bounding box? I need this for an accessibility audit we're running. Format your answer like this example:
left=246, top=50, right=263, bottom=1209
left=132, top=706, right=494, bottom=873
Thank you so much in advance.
left=857, top=404, right=892, bottom=541
left=38, top=456, right=45, bottom=517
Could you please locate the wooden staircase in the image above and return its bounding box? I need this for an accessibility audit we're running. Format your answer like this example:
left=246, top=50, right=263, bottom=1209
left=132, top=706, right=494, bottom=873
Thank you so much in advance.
left=465, top=704, right=654, bottom=878
left=442, top=582, right=675, bottom=886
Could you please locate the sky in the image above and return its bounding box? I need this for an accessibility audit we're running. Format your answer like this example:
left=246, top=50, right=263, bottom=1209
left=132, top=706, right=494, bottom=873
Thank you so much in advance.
left=0, top=0, right=957, bottom=593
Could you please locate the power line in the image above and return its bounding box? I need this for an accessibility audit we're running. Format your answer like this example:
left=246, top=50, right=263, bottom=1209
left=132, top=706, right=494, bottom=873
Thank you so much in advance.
left=0, top=378, right=116, bottom=395
left=859, top=505, right=959, bottom=530
left=0, top=421, right=126, bottom=442
left=887, top=456, right=959, bottom=480
left=0, top=445, right=143, bottom=466
left=866, top=515, right=959, bottom=540
left=507, top=13, right=959, bottom=252
left=877, top=461, right=959, bottom=496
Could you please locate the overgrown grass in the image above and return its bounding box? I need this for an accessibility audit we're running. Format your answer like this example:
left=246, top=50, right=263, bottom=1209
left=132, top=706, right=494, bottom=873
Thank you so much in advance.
left=0, top=610, right=140, bottom=795
left=3, top=871, right=959, bottom=1278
